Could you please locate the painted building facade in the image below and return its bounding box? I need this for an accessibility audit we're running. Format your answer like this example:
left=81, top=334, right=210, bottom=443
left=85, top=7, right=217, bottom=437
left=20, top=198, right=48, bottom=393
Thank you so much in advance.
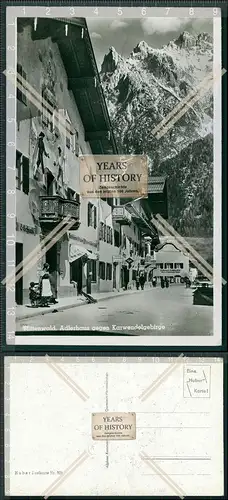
left=16, top=17, right=119, bottom=304
left=15, top=17, right=166, bottom=305
left=153, top=242, right=189, bottom=283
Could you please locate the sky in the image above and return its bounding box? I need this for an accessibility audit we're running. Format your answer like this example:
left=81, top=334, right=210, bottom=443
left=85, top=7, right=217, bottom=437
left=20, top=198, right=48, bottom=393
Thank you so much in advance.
left=86, top=17, right=213, bottom=70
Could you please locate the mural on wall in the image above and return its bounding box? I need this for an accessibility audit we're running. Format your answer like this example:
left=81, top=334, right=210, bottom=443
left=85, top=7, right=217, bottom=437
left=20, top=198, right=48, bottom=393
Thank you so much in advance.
left=28, top=47, right=72, bottom=199
left=42, top=48, right=57, bottom=95
left=54, top=146, right=65, bottom=196
left=33, top=132, right=50, bottom=180
left=28, top=187, right=41, bottom=223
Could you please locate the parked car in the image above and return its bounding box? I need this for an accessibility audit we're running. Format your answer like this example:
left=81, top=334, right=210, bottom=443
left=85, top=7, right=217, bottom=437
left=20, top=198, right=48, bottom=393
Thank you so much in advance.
left=193, top=277, right=213, bottom=306
left=192, top=277, right=213, bottom=289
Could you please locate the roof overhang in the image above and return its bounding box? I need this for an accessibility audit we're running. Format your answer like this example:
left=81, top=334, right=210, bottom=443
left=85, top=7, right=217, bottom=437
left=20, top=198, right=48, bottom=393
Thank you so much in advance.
left=18, top=17, right=118, bottom=156
left=142, top=175, right=168, bottom=219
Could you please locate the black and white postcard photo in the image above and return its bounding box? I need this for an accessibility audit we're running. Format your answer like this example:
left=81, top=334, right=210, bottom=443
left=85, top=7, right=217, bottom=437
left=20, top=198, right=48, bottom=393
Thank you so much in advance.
left=4, top=6, right=223, bottom=346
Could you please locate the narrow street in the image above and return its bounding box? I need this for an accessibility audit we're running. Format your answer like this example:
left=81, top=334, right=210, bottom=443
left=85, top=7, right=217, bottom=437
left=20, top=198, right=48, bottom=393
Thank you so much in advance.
left=16, top=285, right=213, bottom=336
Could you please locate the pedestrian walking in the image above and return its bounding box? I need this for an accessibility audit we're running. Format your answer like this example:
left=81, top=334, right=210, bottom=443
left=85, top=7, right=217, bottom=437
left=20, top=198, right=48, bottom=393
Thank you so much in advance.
left=49, top=269, right=58, bottom=304
left=185, top=277, right=190, bottom=288
left=161, top=277, right=165, bottom=289
left=136, top=274, right=140, bottom=290
left=39, top=263, right=53, bottom=307
left=152, top=277, right=157, bottom=288
left=139, top=272, right=145, bottom=290
left=165, top=278, right=169, bottom=288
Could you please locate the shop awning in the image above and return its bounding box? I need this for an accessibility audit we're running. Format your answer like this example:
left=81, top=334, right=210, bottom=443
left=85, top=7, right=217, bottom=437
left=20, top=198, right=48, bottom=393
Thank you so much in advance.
left=69, top=243, right=98, bottom=263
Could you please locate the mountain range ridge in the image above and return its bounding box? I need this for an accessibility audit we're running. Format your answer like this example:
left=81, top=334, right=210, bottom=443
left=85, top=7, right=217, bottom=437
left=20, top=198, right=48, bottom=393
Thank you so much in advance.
left=99, top=30, right=214, bottom=261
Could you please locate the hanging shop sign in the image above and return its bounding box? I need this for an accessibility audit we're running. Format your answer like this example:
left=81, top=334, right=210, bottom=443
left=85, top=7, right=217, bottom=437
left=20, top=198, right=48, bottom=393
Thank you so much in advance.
left=112, top=206, right=132, bottom=225
left=69, top=243, right=98, bottom=263
left=68, top=233, right=98, bottom=249
left=125, top=257, right=134, bottom=265
left=16, top=220, right=38, bottom=235
left=112, top=255, right=123, bottom=264
left=160, top=268, right=179, bottom=273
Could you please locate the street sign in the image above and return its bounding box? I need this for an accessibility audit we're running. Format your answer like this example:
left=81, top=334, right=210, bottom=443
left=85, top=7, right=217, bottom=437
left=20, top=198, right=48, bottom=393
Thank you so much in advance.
left=112, top=255, right=123, bottom=264
left=125, top=257, right=134, bottom=265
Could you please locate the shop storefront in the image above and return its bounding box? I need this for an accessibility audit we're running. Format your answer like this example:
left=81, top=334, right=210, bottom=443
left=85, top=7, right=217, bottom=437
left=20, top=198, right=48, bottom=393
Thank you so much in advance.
left=68, top=242, right=98, bottom=295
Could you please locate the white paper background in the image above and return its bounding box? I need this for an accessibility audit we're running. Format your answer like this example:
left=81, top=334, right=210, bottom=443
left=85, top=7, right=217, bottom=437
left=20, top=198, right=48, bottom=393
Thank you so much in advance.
left=5, top=357, right=224, bottom=496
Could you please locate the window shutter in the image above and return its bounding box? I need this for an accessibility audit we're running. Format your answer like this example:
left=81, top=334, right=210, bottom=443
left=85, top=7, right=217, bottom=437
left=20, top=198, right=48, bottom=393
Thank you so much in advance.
left=94, top=207, right=97, bottom=229
left=74, top=130, right=79, bottom=156
left=87, top=203, right=92, bottom=226
left=22, top=69, right=27, bottom=104
left=17, top=64, right=23, bottom=102
left=99, top=222, right=103, bottom=240
left=75, top=193, right=80, bottom=204
left=22, top=155, right=29, bottom=195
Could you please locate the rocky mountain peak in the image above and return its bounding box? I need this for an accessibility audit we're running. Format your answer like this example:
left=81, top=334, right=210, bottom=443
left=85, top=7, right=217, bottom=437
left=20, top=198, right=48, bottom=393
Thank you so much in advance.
left=101, top=46, right=121, bottom=73
left=132, top=40, right=151, bottom=55
left=100, top=30, right=214, bottom=239
left=197, top=32, right=213, bottom=45
left=174, top=31, right=196, bottom=49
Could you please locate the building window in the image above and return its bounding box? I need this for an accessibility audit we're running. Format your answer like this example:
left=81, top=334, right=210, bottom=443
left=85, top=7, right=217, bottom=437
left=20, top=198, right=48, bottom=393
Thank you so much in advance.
left=46, top=171, right=56, bottom=196
left=16, top=151, right=22, bottom=190
left=67, top=189, right=80, bottom=204
left=107, top=226, right=113, bottom=244
left=17, top=64, right=27, bottom=105
left=67, top=188, right=75, bottom=200
left=103, top=225, right=107, bottom=242
left=164, top=263, right=174, bottom=270
left=114, top=230, right=120, bottom=247
left=91, top=260, right=97, bottom=282
left=174, top=263, right=184, bottom=270
left=16, top=150, right=29, bottom=194
left=74, top=130, right=79, bottom=157
left=99, top=261, right=105, bottom=280
left=100, top=225, right=113, bottom=244
left=88, top=203, right=97, bottom=229
left=66, top=127, right=72, bottom=150
left=42, top=88, right=55, bottom=132
left=88, top=203, right=92, bottom=226
left=94, top=206, right=97, bottom=229
left=64, top=111, right=79, bottom=156
left=99, top=222, right=104, bottom=240
left=106, top=263, right=112, bottom=280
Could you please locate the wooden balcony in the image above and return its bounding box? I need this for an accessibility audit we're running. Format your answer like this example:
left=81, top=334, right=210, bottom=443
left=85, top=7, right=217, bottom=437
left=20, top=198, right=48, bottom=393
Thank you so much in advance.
left=39, top=196, right=80, bottom=231
left=112, top=206, right=132, bottom=226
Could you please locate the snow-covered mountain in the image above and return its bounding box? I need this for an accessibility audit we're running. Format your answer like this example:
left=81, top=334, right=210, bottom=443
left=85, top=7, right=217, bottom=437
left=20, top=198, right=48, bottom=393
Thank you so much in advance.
left=100, top=31, right=214, bottom=240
